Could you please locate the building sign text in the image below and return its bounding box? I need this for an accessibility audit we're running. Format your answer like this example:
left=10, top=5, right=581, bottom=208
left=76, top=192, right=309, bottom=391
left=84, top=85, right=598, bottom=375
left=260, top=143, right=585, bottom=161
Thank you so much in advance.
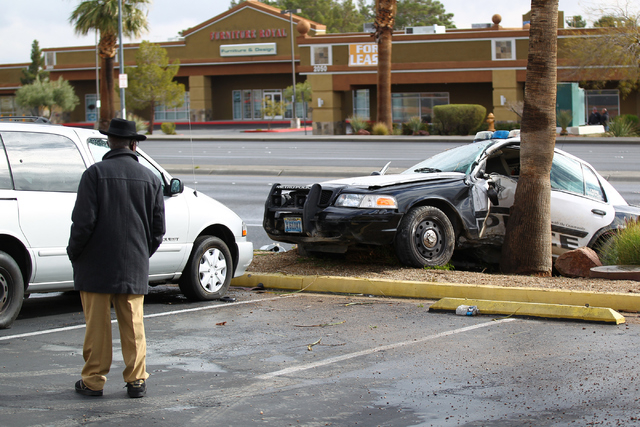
left=211, top=29, right=287, bottom=41
left=220, top=43, right=277, bottom=57
left=349, top=43, right=378, bottom=66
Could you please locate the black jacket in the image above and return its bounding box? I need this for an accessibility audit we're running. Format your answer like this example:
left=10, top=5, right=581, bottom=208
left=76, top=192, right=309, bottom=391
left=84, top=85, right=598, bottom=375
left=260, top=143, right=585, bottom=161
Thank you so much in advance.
left=67, top=149, right=166, bottom=294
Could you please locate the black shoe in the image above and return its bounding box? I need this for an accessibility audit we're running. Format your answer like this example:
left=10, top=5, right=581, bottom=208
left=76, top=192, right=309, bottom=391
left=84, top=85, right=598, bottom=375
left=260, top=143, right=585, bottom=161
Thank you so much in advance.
left=75, top=380, right=103, bottom=396
left=126, top=379, right=146, bottom=398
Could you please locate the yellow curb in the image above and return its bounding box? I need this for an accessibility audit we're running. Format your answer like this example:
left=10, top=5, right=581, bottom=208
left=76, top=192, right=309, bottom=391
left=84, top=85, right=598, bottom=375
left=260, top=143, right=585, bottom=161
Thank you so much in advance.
left=429, top=298, right=625, bottom=324
left=231, top=273, right=640, bottom=313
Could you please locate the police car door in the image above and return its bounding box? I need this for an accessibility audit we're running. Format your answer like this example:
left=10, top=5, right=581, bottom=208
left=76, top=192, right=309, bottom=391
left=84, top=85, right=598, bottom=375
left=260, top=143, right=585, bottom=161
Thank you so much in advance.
left=549, top=153, right=614, bottom=254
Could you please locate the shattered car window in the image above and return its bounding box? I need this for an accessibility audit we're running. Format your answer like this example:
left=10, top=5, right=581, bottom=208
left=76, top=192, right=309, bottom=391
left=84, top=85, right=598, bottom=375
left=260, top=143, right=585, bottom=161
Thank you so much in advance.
left=402, top=140, right=492, bottom=175
left=550, top=154, right=584, bottom=195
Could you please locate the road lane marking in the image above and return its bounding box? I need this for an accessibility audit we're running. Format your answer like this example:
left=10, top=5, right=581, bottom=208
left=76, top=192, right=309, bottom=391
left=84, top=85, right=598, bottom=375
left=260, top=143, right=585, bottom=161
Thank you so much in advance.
left=257, top=318, right=518, bottom=379
left=0, top=295, right=294, bottom=342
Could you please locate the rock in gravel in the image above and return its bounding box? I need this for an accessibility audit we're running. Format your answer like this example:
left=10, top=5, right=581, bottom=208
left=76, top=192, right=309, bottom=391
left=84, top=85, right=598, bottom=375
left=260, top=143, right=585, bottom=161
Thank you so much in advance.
left=555, top=247, right=602, bottom=278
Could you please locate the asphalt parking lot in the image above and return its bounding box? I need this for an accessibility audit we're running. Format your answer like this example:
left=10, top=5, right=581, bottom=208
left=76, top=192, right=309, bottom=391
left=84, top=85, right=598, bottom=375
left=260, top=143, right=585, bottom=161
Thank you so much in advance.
left=2, top=285, right=640, bottom=426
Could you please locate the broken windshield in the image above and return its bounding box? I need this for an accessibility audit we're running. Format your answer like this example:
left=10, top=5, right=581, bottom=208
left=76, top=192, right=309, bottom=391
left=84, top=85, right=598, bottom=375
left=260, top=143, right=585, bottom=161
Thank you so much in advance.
left=402, top=140, right=494, bottom=175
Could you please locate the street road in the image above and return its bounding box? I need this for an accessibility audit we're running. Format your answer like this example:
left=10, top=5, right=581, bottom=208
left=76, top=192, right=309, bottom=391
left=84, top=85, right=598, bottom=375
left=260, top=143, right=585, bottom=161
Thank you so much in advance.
left=141, top=139, right=640, bottom=174
left=3, top=286, right=640, bottom=426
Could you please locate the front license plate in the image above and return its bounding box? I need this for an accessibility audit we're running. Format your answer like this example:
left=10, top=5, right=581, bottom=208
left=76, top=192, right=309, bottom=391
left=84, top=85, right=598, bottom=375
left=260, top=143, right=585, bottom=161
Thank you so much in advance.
left=284, top=217, right=303, bottom=233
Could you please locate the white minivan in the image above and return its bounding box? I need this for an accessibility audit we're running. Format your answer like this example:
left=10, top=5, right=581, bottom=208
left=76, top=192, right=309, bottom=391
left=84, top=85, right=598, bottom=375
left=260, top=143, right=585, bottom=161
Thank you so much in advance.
left=0, top=120, right=253, bottom=328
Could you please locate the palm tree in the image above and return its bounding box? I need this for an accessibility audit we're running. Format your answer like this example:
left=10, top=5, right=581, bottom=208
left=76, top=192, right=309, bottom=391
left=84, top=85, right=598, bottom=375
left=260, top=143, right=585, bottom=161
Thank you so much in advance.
left=70, top=0, right=150, bottom=131
left=500, top=0, right=559, bottom=276
left=374, top=0, right=397, bottom=131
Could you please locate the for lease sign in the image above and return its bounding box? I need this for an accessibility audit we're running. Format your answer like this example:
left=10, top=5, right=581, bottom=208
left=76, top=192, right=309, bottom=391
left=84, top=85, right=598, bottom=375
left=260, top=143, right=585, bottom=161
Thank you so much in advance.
left=349, top=43, right=378, bottom=66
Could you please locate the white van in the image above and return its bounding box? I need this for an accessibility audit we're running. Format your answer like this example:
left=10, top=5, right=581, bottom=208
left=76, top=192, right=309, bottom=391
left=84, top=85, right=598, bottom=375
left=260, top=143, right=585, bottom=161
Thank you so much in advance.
left=0, top=120, right=253, bottom=328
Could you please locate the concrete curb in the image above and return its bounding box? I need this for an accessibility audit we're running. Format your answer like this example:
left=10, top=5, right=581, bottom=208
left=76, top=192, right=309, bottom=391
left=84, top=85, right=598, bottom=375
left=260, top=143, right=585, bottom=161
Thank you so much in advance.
left=231, top=273, right=639, bottom=322
left=430, top=297, right=625, bottom=324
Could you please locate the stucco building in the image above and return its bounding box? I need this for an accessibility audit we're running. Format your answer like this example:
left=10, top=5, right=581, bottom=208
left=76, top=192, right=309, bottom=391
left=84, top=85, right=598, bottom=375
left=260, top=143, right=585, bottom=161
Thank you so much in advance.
left=0, top=1, right=637, bottom=134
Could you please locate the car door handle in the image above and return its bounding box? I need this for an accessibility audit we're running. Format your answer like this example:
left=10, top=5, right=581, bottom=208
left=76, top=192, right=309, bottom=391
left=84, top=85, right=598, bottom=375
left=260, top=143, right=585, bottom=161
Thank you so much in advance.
left=591, top=209, right=606, bottom=216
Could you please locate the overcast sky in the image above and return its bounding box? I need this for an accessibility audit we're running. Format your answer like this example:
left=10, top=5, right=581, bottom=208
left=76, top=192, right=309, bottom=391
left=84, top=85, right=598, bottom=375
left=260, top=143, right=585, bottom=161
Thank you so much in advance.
left=0, top=0, right=617, bottom=64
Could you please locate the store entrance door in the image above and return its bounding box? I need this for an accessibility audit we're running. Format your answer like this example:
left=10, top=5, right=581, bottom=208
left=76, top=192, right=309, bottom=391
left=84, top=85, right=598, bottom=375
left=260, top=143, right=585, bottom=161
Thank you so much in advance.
left=263, top=90, right=283, bottom=119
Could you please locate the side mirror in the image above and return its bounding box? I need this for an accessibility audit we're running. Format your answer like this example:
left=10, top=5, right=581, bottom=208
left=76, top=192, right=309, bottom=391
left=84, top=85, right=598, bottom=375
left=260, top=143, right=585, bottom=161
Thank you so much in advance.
left=167, top=178, right=184, bottom=196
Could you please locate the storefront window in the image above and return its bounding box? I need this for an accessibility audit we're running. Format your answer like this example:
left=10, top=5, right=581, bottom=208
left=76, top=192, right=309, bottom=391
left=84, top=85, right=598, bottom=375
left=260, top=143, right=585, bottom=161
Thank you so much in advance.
left=154, top=92, right=190, bottom=121
left=233, top=90, right=242, bottom=120
left=0, top=96, right=19, bottom=116
left=253, top=89, right=262, bottom=119
left=586, top=89, right=619, bottom=119
left=352, top=89, right=370, bottom=120
left=391, top=92, right=449, bottom=123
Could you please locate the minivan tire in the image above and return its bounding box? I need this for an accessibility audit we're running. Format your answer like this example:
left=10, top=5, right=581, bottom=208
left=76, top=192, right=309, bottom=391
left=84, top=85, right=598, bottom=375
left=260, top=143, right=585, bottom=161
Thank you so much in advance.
left=179, top=236, right=232, bottom=301
left=0, top=251, right=25, bottom=329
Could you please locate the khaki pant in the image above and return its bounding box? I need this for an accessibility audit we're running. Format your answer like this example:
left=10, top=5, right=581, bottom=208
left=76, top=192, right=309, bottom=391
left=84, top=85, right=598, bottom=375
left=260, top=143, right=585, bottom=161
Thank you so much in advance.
left=79, top=291, right=148, bottom=391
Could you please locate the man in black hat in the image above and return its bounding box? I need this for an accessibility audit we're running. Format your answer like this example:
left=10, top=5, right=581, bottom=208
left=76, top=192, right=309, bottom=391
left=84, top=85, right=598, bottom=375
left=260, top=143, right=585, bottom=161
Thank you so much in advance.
left=67, top=118, right=165, bottom=398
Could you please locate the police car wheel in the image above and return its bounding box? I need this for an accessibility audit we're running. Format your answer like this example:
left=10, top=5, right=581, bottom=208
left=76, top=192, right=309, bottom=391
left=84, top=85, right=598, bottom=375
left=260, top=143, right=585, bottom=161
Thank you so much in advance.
left=395, top=206, right=455, bottom=268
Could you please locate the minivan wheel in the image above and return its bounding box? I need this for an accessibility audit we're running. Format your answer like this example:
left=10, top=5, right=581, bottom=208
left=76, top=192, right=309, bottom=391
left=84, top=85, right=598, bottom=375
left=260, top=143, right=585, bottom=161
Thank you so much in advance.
left=0, top=251, right=25, bottom=329
left=179, top=236, right=232, bottom=301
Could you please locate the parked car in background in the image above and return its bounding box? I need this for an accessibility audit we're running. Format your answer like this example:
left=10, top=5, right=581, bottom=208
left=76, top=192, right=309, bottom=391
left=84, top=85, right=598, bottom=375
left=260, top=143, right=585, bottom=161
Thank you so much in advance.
left=0, top=119, right=253, bottom=328
left=264, top=134, right=639, bottom=268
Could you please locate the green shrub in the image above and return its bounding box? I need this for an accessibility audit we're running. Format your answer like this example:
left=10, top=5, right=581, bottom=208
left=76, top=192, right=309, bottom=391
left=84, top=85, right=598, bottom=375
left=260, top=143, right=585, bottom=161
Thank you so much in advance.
left=371, top=122, right=390, bottom=135
left=406, top=116, right=426, bottom=134
left=348, top=115, right=368, bottom=133
left=392, top=123, right=403, bottom=135
left=161, top=122, right=177, bottom=135
left=556, top=110, right=573, bottom=135
left=607, top=117, right=638, bottom=137
left=599, top=218, right=640, bottom=265
left=494, top=121, right=521, bottom=131
left=618, top=114, right=639, bottom=126
left=433, top=104, right=487, bottom=135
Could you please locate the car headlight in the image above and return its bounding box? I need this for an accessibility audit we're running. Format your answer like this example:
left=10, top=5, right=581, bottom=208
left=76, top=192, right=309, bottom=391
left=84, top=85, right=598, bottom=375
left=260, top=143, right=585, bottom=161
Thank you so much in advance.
left=334, top=194, right=398, bottom=209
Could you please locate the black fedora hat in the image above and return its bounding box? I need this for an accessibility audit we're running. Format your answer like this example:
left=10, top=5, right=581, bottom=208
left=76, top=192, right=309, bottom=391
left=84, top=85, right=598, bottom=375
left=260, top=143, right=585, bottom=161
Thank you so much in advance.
left=99, top=118, right=147, bottom=141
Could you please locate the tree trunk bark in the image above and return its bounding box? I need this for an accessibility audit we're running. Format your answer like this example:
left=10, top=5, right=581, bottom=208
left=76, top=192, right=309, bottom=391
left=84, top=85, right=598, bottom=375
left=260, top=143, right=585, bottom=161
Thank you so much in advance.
left=377, top=28, right=392, bottom=130
left=148, top=100, right=155, bottom=135
left=500, top=0, right=558, bottom=276
left=99, top=55, right=115, bottom=131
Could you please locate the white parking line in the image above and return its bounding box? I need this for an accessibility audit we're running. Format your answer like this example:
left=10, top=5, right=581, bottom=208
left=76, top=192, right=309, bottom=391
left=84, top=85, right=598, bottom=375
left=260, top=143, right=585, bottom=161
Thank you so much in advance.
left=0, top=295, right=293, bottom=342
left=257, top=318, right=518, bottom=380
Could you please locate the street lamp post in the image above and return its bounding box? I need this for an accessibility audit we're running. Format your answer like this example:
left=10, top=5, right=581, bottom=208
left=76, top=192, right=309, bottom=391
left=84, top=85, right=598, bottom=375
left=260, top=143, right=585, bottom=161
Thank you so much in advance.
left=118, top=0, right=126, bottom=119
left=281, top=8, right=301, bottom=129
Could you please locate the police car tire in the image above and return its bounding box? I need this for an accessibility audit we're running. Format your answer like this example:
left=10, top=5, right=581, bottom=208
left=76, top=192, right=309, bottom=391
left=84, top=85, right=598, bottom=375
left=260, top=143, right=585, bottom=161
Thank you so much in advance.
left=179, top=236, right=232, bottom=301
left=0, top=251, right=25, bottom=329
left=395, top=206, right=455, bottom=268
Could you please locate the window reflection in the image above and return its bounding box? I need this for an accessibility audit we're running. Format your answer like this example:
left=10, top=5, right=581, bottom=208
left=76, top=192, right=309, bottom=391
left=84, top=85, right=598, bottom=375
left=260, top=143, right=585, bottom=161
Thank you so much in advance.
left=2, top=132, right=86, bottom=192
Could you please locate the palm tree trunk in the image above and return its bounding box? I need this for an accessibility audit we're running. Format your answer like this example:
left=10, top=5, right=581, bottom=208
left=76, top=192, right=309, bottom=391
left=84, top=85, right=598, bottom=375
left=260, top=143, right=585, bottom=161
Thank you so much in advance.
left=99, top=55, right=116, bottom=131
left=500, top=0, right=558, bottom=275
left=374, top=0, right=396, bottom=131
left=377, top=28, right=392, bottom=130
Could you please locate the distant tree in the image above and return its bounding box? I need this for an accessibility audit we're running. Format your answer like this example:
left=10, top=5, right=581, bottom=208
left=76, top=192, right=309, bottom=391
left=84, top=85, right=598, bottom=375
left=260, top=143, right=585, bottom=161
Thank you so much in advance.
left=593, top=14, right=634, bottom=27
left=124, top=41, right=185, bottom=135
left=231, top=0, right=372, bottom=33
left=393, top=0, right=455, bottom=29
left=15, top=76, right=79, bottom=121
left=20, top=40, right=49, bottom=86
left=565, top=15, right=587, bottom=28
left=263, top=98, right=286, bottom=130
left=563, top=5, right=640, bottom=96
left=70, top=0, right=150, bottom=131
left=284, top=81, right=313, bottom=118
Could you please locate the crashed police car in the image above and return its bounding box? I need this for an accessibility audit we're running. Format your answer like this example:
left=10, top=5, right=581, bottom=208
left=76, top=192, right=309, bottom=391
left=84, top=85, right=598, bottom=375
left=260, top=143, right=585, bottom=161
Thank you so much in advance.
left=263, top=133, right=640, bottom=267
